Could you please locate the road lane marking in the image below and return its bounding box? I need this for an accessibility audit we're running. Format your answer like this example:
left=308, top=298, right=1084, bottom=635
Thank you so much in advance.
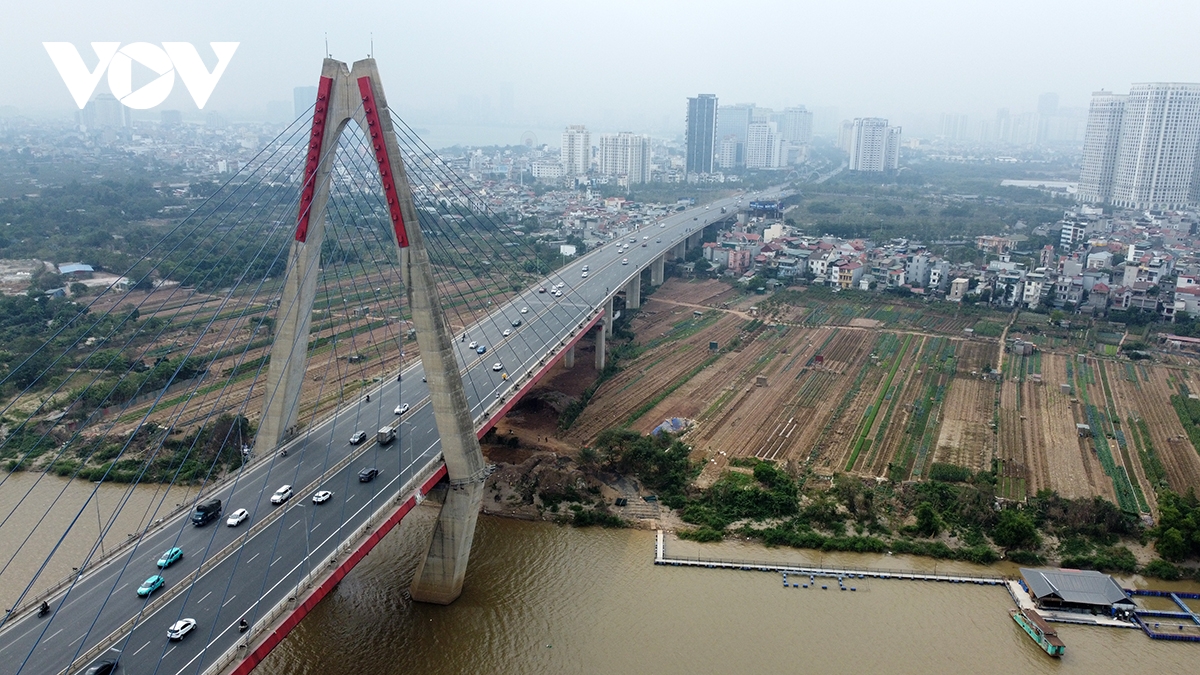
left=198, top=591, right=211, bottom=604
left=271, top=556, right=282, bottom=567
left=247, top=553, right=259, bottom=564
left=44, top=628, right=63, bottom=642
left=222, top=594, right=237, bottom=607
left=70, top=633, right=86, bottom=646
left=115, top=583, right=128, bottom=593
left=132, top=639, right=152, bottom=655
left=289, top=519, right=300, bottom=530
left=165, top=645, right=176, bottom=657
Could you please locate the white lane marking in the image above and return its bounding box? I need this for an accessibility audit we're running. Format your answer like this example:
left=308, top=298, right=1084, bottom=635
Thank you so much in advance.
left=246, top=553, right=259, bottom=564
left=222, top=594, right=237, bottom=607
left=165, top=645, right=176, bottom=657
left=289, top=519, right=300, bottom=530
left=132, top=639, right=152, bottom=656
left=198, top=590, right=212, bottom=604
left=270, top=556, right=282, bottom=567
left=115, top=583, right=128, bottom=593
left=44, top=628, right=63, bottom=642
left=69, top=632, right=86, bottom=646
left=108, top=646, right=121, bottom=652
left=346, top=494, right=354, bottom=501
left=311, top=521, right=320, bottom=530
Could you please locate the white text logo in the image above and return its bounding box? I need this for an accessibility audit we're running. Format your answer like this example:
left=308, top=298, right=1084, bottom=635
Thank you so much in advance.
left=43, top=42, right=239, bottom=110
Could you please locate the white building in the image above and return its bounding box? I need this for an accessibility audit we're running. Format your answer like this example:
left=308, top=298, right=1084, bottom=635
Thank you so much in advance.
left=848, top=118, right=901, bottom=172
left=745, top=122, right=784, bottom=169
left=598, top=132, right=651, bottom=184
left=561, top=125, right=591, bottom=176
left=531, top=160, right=564, bottom=181
left=717, top=135, right=739, bottom=170
left=1078, top=83, right=1200, bottom=209
left=774, top=107, right=813, bottom=144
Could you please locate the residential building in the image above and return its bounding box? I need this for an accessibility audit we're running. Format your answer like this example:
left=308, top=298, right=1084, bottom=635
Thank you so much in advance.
left=560, top=125, right=591, bottom=176
left=1077, top=83, right=1200, bottom=209
left=531, top=160, right=564, bottom=181
left=848, top=118, right=901, bottom=171
left=717, top=135, right=739, bottom=170
left=774, top=107, right=814, bottom=144
left=745, top=122, right=783, bottom=169
left=716, top=104, right=753, bottom=166
left=598, top=132, right=651, bottom=184
left=686, top=94, right=719, bottom=175
left=949, top=278, right=970, bottom=301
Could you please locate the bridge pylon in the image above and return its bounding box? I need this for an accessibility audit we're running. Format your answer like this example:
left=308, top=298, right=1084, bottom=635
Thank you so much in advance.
left=257, top=57, right=485, bottom=604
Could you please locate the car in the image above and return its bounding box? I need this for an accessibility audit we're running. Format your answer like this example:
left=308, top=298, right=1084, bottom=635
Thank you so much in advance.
left=226, top=508, right=249, bottom=527
left=622, top=258, right=629, bottom=265
left=581, top=271, right=588, bottom=278
left=476, top=345, right=487, bottom=354
left=349, top=430, right=367, bottom=445
left=468, top=341, right=479, bottom=349
left=137, top=575, right=164, bottom=597
left=83, top=660, right=118, bottom=675
left=512, top=319, right=522, bottom=327
left=358, top=467, right=378, bottom=483
left=270, top=485, right=293, bottom=505
left=706, top=205, right=710, bottom=209
left=582, top=265, right=589, bottom=272
left=643, top=235, right=649, bottom=240
left=660, top=223, right=666, bottom=228
left=656, top=239, right=661, bottom=243
left=556, top=283, right=564, bottom=289
left=156, top=547, right=182, bottom=568
left=693, top=217, right=698, bottom=220
left=167, top=618, right=197, bottom=641
left=629, top=238, right=636, bottom=243
left=538, top=287, right=546, bottom=293
left=520, top=306, right=528, bottom=314
left=312, top=490, right=333, bottom=504
left=394, top=403, right=410, bottom=415
left=642, top=243, right=647, bottom=247
left=502, top=328, right=512, bottom=337
left=553, top=290, right=563, bottom=297
left=492, top=363, right=503, bottom=371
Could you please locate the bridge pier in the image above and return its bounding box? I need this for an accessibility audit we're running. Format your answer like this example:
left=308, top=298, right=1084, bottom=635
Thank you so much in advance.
left=673, top=241, right=687, bottom=259
left=605, top=295, right=614, bottom=337
left=650, top=255, right=664, bottom=286
left=626, top=274, right=641, bottom=309
left=595, top=323, right=606, bottom=370
left=564, top=345, right=575, bottom=369
left=409, top=481, right=483, bottom=604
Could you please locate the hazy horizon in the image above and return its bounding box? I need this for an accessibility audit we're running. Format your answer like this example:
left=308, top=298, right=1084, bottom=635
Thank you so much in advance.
left=3, top=0, right=1198, bottom=144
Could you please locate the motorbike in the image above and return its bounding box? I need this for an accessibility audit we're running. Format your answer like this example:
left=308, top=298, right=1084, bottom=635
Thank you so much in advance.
left=239, top=619, right=249, bottom=633
left=37, top=603, right=49, bottom=618
left=280, top=449, right=288, bottom=458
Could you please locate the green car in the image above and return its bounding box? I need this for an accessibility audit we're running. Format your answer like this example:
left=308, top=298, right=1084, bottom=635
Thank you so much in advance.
left=137, top=575, right=164, bottom=597
left=157, top=547, right=183, bottom=568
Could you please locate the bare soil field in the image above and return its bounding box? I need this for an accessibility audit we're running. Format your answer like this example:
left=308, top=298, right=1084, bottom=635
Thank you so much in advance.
left=932, top=377, right=994, bottom=472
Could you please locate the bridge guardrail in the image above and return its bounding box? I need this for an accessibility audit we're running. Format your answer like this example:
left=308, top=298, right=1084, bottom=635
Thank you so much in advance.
left=56, top=429, right=400, bottom=675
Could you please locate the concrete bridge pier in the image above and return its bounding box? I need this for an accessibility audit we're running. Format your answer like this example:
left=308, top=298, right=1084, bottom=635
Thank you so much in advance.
left=673, top=241, right=687, bottom=259
left=595, top=323, right=606, bottom=370
left=564, top=345, right=575, bottom=369
left=687, top=232, right=703, bottom=249
left=626, top=274, right=641, bottom=309
left=605, top=295, right=614, bottom=337
left=650, top=255, right=664, bottom=286
left=409, top=480, right=483, bottom=604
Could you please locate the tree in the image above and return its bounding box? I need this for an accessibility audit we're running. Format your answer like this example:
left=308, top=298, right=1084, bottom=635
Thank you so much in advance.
left=992, top=509, right=1040, bottom=550
left=1156, top=527, right=1188, bottom=561
left=914, top=501, right=941, bottom=537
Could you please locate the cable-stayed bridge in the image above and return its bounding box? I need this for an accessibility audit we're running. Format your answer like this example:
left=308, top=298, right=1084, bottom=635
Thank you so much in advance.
left=0, top=58, right=780, bottom=675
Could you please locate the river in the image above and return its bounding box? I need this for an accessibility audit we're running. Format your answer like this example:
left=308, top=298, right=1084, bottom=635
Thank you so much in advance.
left=259, top=510, right=1199, bottom=675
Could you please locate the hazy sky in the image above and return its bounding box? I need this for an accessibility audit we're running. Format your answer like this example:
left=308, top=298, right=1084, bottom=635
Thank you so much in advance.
left=3, top=0, right=1199, bottom=142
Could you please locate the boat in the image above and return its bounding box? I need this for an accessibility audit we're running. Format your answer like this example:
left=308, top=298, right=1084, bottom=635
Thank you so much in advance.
left=1010, top=608, right=1066, bottom=657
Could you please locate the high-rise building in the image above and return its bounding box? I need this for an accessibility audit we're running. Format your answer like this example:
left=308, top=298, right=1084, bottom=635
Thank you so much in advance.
left=561, top=125, right=591, bottom=176
left=685, top=94, right=718, bottom=175
left=716, top=135, right=739, bottom=170
left=847, top=118, right=900, bottom=172
left=1078, top=83, right=1200, bottom=210
left=293, top=86, right=318, bottom=119
left=939, top=113, right=970, bottom=141
left=716, top=103, right=753, bottom=167
left=598, top=132, right=651, bottom=184
left=80, top=93, right=128, bottom=130
left=773, top=107, right=814, bottom=144
left=1078, top=91, right=1126, bottom=204
left=745, top=122, right=783, bottom=169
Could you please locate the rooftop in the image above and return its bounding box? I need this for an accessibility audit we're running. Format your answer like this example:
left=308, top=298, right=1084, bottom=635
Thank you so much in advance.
left=1019, top=567, right=1135, bottom=608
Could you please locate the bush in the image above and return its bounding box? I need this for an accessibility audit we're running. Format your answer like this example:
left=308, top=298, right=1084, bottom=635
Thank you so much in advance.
left=571, top=508, right=625, bottom=528
left=1142, top=559, right=1183, bottom=581
left=927, top=463, right=972, bottom=483
left=678, top=526, right=724, bottom=542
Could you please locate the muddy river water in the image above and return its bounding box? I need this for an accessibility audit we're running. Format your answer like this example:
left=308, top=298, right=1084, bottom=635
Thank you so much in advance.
left=2, top=475, right=1196, bottom=674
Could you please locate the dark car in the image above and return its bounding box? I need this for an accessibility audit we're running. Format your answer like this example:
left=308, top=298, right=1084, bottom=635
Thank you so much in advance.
left=511, top=319, right=522, bottom=327
left=476, top=345, right=487, bottom=354
left=83, top=659, right=118, bottom=675
left=358, top=467, right=379, bottom=483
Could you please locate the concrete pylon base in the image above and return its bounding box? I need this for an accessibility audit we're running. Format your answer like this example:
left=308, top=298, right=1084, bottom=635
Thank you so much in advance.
left=564, top=345, right=575, bottom=369
left=409, top=480, right=484, bottom=605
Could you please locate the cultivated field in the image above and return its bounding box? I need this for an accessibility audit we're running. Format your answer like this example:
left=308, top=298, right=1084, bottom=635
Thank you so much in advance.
left=563, top=278, right=1200, bottom=516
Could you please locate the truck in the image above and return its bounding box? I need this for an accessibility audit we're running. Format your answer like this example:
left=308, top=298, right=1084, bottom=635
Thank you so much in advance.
left=191, top=498, right=222, bottom=526
left=377, top=426, right=396, bottom=445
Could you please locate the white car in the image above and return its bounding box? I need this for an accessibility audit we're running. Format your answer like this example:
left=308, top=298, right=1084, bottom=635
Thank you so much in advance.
left=394, top=403, right=409, bottom=415
left=581, top=271, right=588, bottom=278
left=622, top=258, right=629, bottom=265
left=660, top=223, right=666, bottom=228
left=502, top=328, right=512, bottom=337
left=643, top=235, right=649, bottom=240
left=270, top=485, right=293, bottom=505
left=167, top=618, right=197, bottom=641
left=312, top=490, right=332, bottom=504
left=226, top=508, right=249, bottom=527
left=468, top=340, right=478, bottom=349
left=520, top=306, right=528, bottom=314
left=556, top=283, right=564, bottom=289
left=492, top=363, right=503, bottom=371
left=349, top=430, right=367, bottom=445
left=582, top=265, right=589, bottom=272
left=554, top=290, right=563, bottom=297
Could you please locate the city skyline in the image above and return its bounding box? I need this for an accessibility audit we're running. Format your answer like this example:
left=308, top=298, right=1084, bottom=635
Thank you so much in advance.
left=3, top=0, right=1198, bottom=145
